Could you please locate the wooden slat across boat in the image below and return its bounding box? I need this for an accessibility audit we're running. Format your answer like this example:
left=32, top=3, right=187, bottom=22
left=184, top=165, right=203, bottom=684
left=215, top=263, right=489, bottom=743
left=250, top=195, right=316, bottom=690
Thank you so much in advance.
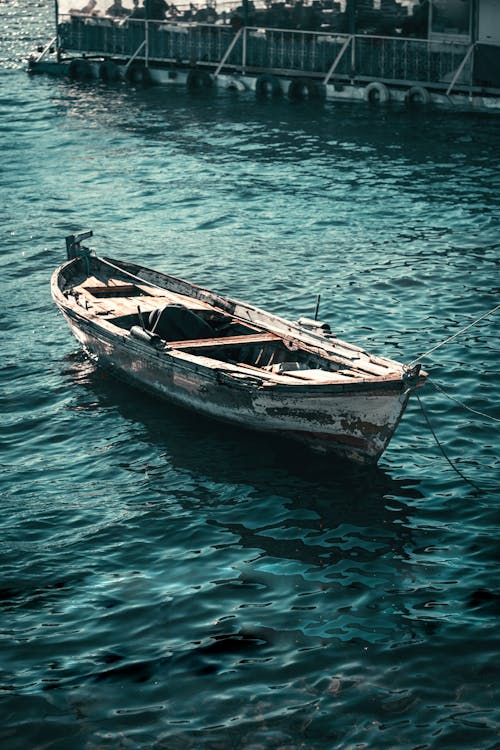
left=51, top=232, right=427, bottom=464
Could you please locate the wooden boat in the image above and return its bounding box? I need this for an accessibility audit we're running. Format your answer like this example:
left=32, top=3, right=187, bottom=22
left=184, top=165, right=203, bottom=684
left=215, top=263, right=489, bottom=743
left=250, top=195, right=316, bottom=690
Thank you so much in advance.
left=51, top=231, right=427, bottom=464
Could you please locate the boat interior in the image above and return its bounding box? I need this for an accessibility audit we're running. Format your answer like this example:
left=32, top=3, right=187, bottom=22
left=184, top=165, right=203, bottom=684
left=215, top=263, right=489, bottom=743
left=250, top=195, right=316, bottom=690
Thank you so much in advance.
left=63, top=263, right=395, bottom=382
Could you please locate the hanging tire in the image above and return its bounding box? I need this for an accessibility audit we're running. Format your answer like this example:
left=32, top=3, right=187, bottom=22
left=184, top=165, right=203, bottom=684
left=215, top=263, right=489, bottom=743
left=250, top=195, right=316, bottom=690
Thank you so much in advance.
left=405, top=86, right=430, bottom=106
left=68, top=58, right=93, bottom=81
left=255, top=74, right=281, bottom=99
left=125, top=63, right=152, bottom=86
left=186, top=70, right=213, bottom=90
left=99, top=60, right=121, bottom=83
left=364, top=81, right=390, bottom=104
left=288, top=78, right=323, bottom=102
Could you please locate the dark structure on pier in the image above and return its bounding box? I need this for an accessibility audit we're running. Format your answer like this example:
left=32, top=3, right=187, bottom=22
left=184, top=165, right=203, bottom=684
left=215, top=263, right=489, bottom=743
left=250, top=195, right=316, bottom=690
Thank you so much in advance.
left=29, top=1, right=500, bottom=109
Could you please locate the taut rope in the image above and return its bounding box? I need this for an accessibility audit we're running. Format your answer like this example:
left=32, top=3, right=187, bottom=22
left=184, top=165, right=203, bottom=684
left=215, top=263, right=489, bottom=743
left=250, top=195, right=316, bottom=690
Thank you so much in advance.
left=410, top=302, right=498, bottom=491
left=408, top=303, right=499, bottom=368
left=428, top=377, right=500, bottom=424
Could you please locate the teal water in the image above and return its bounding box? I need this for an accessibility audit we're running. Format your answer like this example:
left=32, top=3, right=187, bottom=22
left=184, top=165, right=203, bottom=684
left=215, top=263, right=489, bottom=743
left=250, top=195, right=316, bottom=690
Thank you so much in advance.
left=1, top=2, right=499, bottom=748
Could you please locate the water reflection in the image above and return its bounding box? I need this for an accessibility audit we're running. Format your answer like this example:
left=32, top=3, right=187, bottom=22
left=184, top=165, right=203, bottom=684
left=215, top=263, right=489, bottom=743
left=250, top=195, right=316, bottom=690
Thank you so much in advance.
left=62, top=350, right=423, bottom=522
left=60, top=353, right=430, bottom=658
left=50, top=77, right=500, bottom=170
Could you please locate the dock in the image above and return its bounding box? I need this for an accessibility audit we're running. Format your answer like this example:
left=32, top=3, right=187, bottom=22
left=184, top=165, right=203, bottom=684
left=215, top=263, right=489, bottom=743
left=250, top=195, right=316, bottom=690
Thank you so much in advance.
left=29, top=1, right=500, bottom=112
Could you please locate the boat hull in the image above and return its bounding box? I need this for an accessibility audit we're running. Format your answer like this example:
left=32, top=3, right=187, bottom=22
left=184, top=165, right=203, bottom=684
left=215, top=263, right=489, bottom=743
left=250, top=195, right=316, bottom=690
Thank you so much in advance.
left=59, top=305, right=410, bottom=464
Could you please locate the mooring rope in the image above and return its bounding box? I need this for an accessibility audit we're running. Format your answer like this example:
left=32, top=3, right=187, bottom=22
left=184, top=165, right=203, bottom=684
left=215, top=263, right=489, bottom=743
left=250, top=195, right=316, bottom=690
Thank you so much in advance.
left=408, top=303, right=499, bottom=368
left=407, top=303, right=498, bottom=492
left=428, top=377, right=500, bottom=424
left=416, top=394, right=483, bottom=494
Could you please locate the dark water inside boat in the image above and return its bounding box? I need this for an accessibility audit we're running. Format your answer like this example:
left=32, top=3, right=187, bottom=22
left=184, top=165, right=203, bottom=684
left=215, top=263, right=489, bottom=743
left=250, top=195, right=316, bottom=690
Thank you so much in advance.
left=1, top=2, right=499, bottom=748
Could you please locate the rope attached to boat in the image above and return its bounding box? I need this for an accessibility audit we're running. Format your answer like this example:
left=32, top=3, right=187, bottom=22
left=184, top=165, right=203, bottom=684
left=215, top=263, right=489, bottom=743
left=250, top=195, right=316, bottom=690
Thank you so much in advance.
left=409, top=302, right=499, bottom=425
left=416, top=394, right=483, bottom=494
left=428, top=377, right=500, bottom=424
left=408, top=303, right=498, bottom=492
left=408, top=303, right=499, bottom=368
left=99, top=256, right=167, bottom=291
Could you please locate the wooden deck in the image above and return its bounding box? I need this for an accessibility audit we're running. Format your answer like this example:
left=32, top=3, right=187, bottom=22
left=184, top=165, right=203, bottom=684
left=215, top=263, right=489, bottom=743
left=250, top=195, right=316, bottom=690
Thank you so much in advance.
left=73, top=276, right=213, bottom=316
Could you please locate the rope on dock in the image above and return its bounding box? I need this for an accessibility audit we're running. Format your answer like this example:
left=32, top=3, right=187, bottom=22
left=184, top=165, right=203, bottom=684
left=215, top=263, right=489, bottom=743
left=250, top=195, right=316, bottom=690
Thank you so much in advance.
left=428, top=377, right=500, bottom=424
left=408, top=303, right=499, bottom=368
left=416, top=394, right=483, bottom=494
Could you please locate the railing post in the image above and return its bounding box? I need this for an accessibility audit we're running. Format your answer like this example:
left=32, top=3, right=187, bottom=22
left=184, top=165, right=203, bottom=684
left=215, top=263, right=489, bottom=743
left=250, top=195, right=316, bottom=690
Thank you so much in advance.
left=124, top=39, right=146, bottom=73
left=322, top=35, right=352, bottom=86
left=351, top=33, right=356, bottom=82
left=33, top=35, right=58, bottom=64
left=243, top=26, right=247, bottom=73
left=214, top=26, right=244, bottom=77
left=446, top=43, right=475, bottom=96
left=346, top=0, right=356, bottom=35
left=145, top=20, right=149, bottom=67
left=54, top=0, right=61, bottom=61
left=469, top=43, right=475, bottom=97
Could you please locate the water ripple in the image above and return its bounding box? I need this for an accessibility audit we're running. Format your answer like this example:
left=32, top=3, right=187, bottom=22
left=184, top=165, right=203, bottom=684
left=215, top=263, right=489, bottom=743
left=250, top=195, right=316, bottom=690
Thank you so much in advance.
left=0, top=4, right=499, bottom=748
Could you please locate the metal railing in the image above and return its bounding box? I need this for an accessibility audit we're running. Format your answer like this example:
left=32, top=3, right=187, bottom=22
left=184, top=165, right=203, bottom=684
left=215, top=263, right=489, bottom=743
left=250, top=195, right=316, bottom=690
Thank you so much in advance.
left=58, top=15, right=474, bottom=91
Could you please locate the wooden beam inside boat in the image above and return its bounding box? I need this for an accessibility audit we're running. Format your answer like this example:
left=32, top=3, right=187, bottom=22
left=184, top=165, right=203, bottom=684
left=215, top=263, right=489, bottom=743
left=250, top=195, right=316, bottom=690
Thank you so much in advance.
left=165, top=332, right=281, bottom=350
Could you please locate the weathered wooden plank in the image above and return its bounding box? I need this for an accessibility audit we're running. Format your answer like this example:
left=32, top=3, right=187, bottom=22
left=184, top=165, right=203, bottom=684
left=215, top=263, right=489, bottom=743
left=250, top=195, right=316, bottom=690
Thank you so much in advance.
left=135, top=283, right=214, bottom=309
left=167, top=332, right=281, bottom=350
left=167, top=351, right=308, bottom=385
left=282, top=369, right=357, bottom=382
left=74, top=288, right=212, bottom=317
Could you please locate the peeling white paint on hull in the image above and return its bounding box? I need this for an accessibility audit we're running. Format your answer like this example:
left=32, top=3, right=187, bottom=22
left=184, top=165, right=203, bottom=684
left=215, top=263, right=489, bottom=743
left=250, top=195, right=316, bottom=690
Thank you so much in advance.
left=62, top=310, right=412, bottom=464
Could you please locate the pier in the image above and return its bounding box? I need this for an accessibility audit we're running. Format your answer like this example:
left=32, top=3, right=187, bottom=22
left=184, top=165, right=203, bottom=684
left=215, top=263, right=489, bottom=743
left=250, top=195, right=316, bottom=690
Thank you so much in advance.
left=29, top=1, right=500, bottom=112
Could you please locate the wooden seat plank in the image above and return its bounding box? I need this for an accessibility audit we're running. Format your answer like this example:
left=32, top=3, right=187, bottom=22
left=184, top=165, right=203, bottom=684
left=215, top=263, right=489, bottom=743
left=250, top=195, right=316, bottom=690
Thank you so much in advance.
left=167, top=332, right=281, bottom=350
left=74, top=280, right=213, bottom=315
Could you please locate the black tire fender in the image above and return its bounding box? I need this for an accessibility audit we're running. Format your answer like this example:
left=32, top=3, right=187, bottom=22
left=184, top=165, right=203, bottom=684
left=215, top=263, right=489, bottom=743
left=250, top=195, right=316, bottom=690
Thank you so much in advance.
left=125, top=63, right=152, bottom=85
left=255, top=74, right=282, bottom=98
left=186, top=69, right=213, bottom=90
left=68, top=58, right=93, bottom=80
left=364, top=81, right=390, bottom=103
left=288, top=77, right=323, bottom=102
left=405, top=86, right=430, bottom=106
left=99, top=60, right=121, bottom=82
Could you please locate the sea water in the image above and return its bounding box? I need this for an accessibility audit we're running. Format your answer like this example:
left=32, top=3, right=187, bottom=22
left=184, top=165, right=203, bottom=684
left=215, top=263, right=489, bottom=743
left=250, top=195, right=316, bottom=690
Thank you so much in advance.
left=1, top=2, right=499, bottom=748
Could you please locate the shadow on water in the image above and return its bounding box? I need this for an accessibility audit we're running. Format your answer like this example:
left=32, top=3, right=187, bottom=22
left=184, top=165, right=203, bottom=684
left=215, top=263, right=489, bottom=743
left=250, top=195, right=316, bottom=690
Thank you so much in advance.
left=61, top=351, right=423, bottom=527
left=45, top=362, right=428, bottom=722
